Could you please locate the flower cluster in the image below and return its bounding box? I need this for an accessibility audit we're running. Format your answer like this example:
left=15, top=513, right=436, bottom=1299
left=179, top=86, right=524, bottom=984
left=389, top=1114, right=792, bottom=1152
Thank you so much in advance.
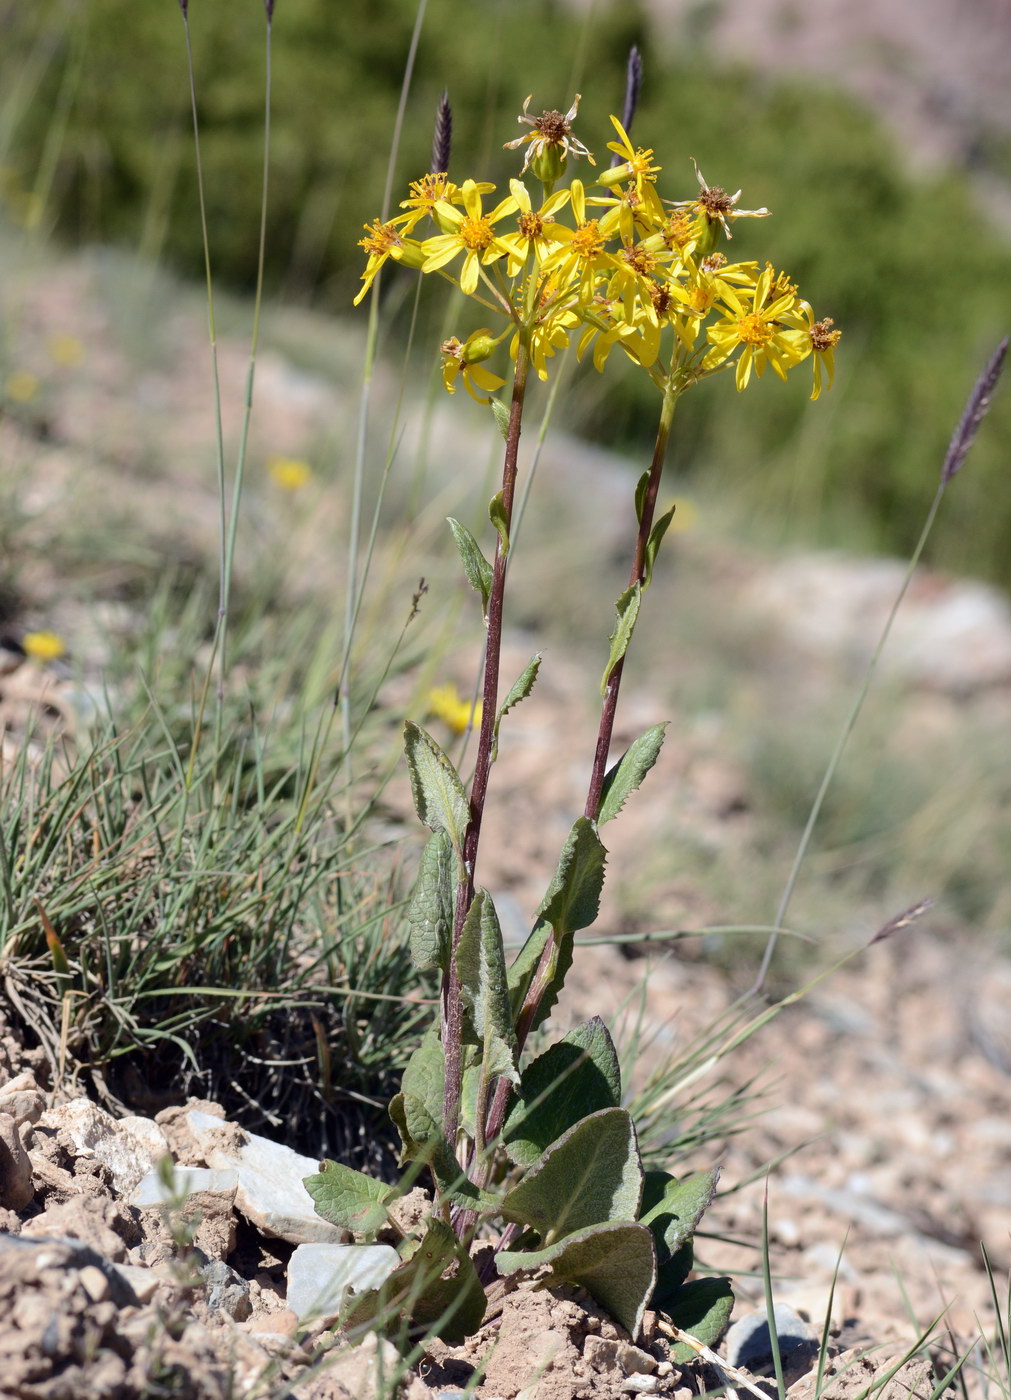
left=356, top=109, right=840, bottom=402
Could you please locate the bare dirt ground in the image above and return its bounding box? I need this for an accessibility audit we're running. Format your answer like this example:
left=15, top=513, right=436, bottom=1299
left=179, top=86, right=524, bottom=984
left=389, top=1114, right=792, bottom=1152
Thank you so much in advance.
left=1, top=248, right=1009, bottom=1397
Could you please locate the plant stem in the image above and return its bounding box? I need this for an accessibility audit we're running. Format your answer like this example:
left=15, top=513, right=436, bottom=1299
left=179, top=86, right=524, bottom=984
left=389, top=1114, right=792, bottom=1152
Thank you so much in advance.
left=442, top=339, right=530, bottom=1153
left=481, top=382, right=678, bottom=1153
left=584, top=383, right=677, bottom=822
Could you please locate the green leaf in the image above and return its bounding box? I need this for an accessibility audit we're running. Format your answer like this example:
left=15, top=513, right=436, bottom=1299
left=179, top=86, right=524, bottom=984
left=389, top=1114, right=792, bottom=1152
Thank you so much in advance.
left=652, top=1240, right=693, bottom=1310
left=403, top=722, right=470, bottom=854
left=501, top=1107, right=643, bottom=1240
left=456, top=890, right=518, bottom=1086
left=493, top=653, right=542, bottom=759
left=508, top=818, right=608, bottom=1032
left=302, top=1160, right=395, bottom=1235
left=400, top=1027, right=446, bottom=1128
left=601, top=583, right=641, bottom=694
left=489, top=490, right=510, bottom=557
left=503, top=1017, right=621, bottom=1167
left=490, top=395, right=510, bottom=442
left=498, top=1220, right=656, bottom=1339
left=598, top=723, right=667, bottom=825
left=389, top=1091, right=497, bottom=1213
left=634, top=469, right=650, bottom=526
left=664, top=1277, right=734, bottom=1362
left=447, top=517, right=493, bottom=616
left=643, top=505, right=676, bottom=588
left=342, top=1215, right=486, bottom=1346
left=407, top=832, right=455, bottom=973
left=639, top=1167, right=721, bottom=1265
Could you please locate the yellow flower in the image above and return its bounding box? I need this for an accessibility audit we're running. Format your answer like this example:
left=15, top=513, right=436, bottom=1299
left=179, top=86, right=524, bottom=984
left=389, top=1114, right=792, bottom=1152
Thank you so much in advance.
left=354, top=218, right=426, bottom=306
left=498, top=179, right=571, bottom=277
left=781, top=302, right=842, bottom=400
left=440, top=331, right=506, bottom=403
left=667, top=159, right=770, bottom=256
left=427, top=684, right=482, bottom=735
left=599, top=116, right=664, bottom=228
left=399, top=172, right=492, bottom=234
left=5, top=370, right=39, bottom=403
left=48, top=335, right=85, bottom=368
left=503, top=94, right=595, bottom=181
left=420, top=180, right=520, bottom=296
left=268, top=456, right=313, bottom=491
left=704, top=264, right=804, bottom=390
left=23, top=630, right=66, bottom=662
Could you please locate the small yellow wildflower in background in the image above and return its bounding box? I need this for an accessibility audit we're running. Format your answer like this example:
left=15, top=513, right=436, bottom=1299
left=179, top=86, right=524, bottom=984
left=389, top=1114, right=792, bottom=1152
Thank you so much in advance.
left=427, top=684, right=482, bottom=735
left=23, top=630, right=66, bottom=662
left=268, top=456, right=313, bottom=491
left=668, top=498, right=699, bottom=532
left=5, top=370, right=40, bottom=403
left=48, top=335, right=85, bottom=368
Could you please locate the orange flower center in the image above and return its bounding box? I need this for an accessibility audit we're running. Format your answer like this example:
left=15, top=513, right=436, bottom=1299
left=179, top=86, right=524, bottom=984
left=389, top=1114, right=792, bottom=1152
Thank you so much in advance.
left=737, top=312, right=774, bottom=347
left=359, top=220, right=401, bottom=255
left=518, top=211, right=545, bottom=241
left=810, top=317, right=842, bottom=351
left=571, top=220, right=604, bottom=258
left=460, top=216, right=494, bottom=251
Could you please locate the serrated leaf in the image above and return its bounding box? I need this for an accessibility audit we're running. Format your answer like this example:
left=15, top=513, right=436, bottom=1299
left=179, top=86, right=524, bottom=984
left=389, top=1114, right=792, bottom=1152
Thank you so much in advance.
left=503, top=1017, right=621, bottom=1167
left=498, top=1220, right=656, bottom=1338
left=639, top=1167, right=721, bottom=1265
left=643, top=505, right=676, bottom=588
left=652, top=1240, right=694, bottom=1310
left=302, top=1160, right=396, bottom=1235
left=447, top=517, right=493, bottom=615
left=598, top=723, right=667, bottom=825
left=601, top=583, right=641, bottom=694
left=490, top=395, right=510, bottom=441
left=407, top=831, right=455, bottom=973
left=507, top=819, right=608, bottom=1033
left=664, top=1277, right=734, bottom=1362
left=342, top=1215, right=486, bottom=1345
left=489, top=490, right=510, bottom=557
left=456, top=890, right=518, bottom=1087
left=493, top=653, right=541, bottom=760
left=501, top=1107, right=642, bottom=1240
left=403, top=721, right=470, bottom=853
left=634, top=469, right=650, bottom=526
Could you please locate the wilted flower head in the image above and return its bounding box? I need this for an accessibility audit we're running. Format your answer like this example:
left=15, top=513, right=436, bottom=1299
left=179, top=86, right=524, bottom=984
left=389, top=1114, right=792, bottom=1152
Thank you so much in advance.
left=504, top=95, right=595, bottom=182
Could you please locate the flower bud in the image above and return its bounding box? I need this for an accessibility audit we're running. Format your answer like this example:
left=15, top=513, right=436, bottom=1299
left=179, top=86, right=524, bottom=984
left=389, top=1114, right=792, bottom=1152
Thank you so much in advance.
left=529, top=144, right=567, bottom=185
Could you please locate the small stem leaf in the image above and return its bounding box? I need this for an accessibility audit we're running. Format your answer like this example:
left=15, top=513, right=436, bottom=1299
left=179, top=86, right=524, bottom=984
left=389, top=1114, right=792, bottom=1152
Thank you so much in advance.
left=490, top=395, right=511, bottom=442
left=302, top=1160, right=396, bottom=1235
left=643, top=504, right=676, bottom=588
left=403, top=721, right=470, bottom=853
left=652, top=1240, right=694, bottom=1309
left=498, top=1220, right=656, bottom=1339
left=634, top=469, right=651, bottom=526
left=601, top=583, right=641, bottom=694
left=401, top=1027, right=446, bottom=1128
left=511, top=818, right=607, bottom=1032
left=638, top=1167, right=721, bottom=1264
left=447, top=517, right=493, bottom=615
left=455, top=890, right=519, bottom=1086
left=489, top=490, right=510, bottom=557
left=503, top=1017, right=622, bottom=1166
left=493, top=652, right=542, bottom=759
left=342, top=1215, right=487, bottom=1345
left=500, top=1106, right=643, bottom=1238
left=663, top=1277, right=735, bottom=1363
left=407, top=831, right=455, bottom=973
left=598, top=723, right=667, bottom=825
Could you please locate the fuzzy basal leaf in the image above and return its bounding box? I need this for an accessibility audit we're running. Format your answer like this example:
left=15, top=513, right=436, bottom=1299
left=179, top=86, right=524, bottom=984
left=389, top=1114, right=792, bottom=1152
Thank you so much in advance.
left=639, top=1167, right=721, bottom=1265
left=503, top=1017, right=621, bottom=1167
left=664, top=1277, right=735, bottom=1362
left=302, top=1160, right=395, bottom=1236
left=500, top=1106, right=642, bottom=1240
left=498, top=1220, right=656, bottom=1339
left=403, top=722, right=470, bottom=854
left=407, top=831, right=455, bottom=973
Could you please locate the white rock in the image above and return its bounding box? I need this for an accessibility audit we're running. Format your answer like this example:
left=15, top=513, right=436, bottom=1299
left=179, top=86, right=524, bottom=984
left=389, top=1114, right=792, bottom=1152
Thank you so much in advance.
left=40, top=1099, right=170, bottom=1195
left=129, top=1165, right=239, bottom=1207
left=186, top=1111, right=348, bottom=1244
left=286, top=1242, right=399, bottom=1323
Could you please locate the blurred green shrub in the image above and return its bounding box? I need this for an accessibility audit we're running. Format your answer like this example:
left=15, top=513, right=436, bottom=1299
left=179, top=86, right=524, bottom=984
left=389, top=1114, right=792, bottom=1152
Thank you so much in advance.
left=2, top=0, right=1009, bottom=584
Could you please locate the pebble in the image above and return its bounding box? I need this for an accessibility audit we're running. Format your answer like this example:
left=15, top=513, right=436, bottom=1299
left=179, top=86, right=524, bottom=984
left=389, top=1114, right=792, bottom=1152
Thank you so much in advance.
left=725, top=1303, right=818, bottom=1382
left=286, top=1241, right=399, bottom=1323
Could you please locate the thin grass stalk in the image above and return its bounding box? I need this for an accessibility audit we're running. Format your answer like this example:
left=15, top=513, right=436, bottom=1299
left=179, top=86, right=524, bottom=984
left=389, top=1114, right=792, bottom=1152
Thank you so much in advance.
left=215, top=5, right=274, bottom=742
left=761, top=1186, right=788, bottom=1399
left=339, top=0, right=428, bottom=772
left=753, top=336, right=1007, bottom=992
